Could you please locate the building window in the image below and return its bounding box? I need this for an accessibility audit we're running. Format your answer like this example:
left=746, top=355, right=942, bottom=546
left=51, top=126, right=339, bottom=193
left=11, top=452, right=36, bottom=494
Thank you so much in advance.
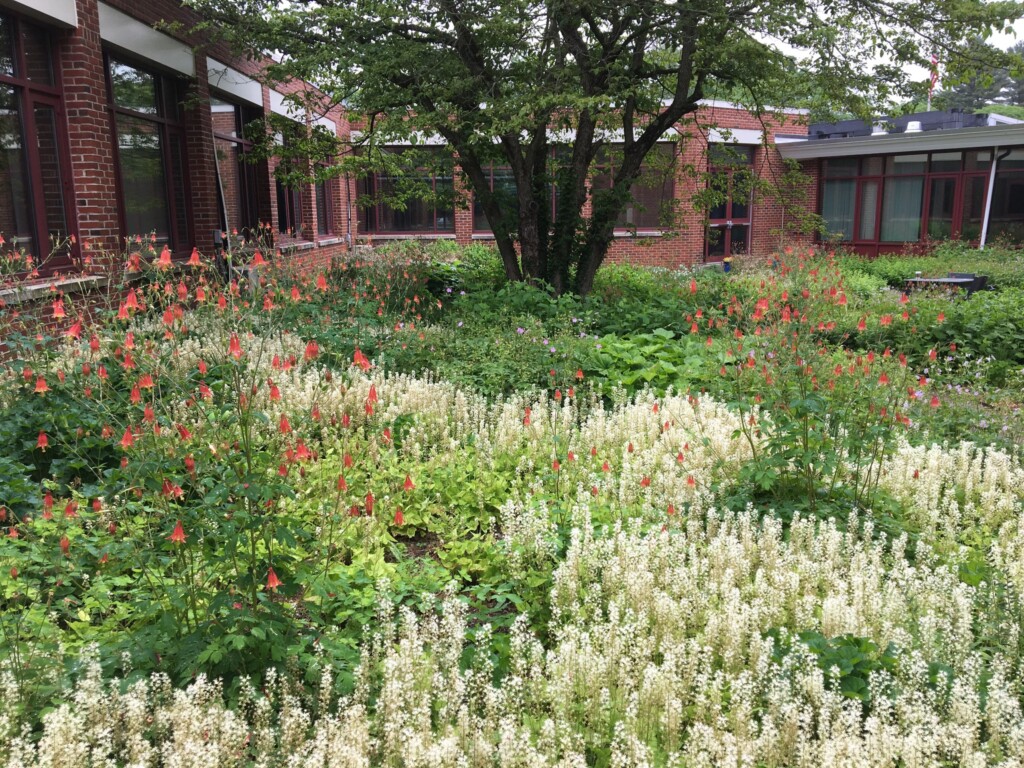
left=472, top=164, right=517, bottom=232
left=592, top=144, right=676, bottom=230
left=314, top=163, right=334, bottom=236
left=0, top=10, right=72, bottom=270
left=819, top=151, right=995, bottom=249
left=988, top=148, right=1024, bottom=244
left=705, top=144, right=753, bottom=259
left=107, top=56, right=190, bottom=251
left=276, top=177, right=303, bottom=236
left=358, top=148, right=454, bottom=234
left=211, top=95, right=262, bottom=239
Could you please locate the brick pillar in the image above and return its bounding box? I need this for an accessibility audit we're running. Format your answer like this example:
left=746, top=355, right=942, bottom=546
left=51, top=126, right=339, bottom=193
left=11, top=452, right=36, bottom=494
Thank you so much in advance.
left=184, top=56, right=219, bottom=254
left=61, top=0, right=121, bottom=264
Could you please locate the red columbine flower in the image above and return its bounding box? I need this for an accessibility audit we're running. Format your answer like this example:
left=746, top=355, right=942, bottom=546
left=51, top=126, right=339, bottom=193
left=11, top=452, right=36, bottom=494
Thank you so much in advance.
left=184, top=454, right=195, bottom=475
left=337, top=475, right=348, bottom=491
left=279, top=415, right=292, bottom=434
left=393, top=507, right=404, bottom=526
left=930, top=395, right=940, bottom=408
left=125, top=289, right=140, bottom=311
left=229, top=333, right=242, bottom=359
left=34, top=376, right=49, bottom=394
left=266, top=567, right=282, bottom=591
left=936, top=312, right=945, bottom=324
left=365, top=492, right=375, bottom=515
left=552, top=459, right=560, bottom=471
left=667, top=504, right=676, bottom=516
left=64, top=500, right=78, bottom=519
left=37, top=431, right=49, bottom=451
left=640, top=476, right=651, bottom=487
left=367, top=384, right=378, bottom=404
left=168, top=520, right=187, bottom=544
left=138, top=373, right=154, bottom=389
left=67, top=320, right=82, bottom=339
left=316, top=273, right=328, bottom=291
left=156, top=246, right=172, bottom=270
left=119, top=427, right=134, bottom=449
left=176, top=424, right=192, bottom=440
left=690, top=278, right=697, bottom=295
left=353, top=348, right=372, bottom=371
left=60, top=535, right=70, bottom=556
left=878, top=372, right=889, bottom=385
left=188, top=247, right=201, bottom=266
left=52, top=298, right=65, bottom=319
left=304, top=341, right=319, bottom=361
left=857, top=317, right=866, bottom=332
left=252, top=251, right=266, bottom=266
left=403, top=475, right=415, bottom=492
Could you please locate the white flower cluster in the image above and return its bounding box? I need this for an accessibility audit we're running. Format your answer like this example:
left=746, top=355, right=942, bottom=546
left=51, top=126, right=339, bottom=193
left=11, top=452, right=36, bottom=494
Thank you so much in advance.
left=6, top=505, right=1024, bottom=767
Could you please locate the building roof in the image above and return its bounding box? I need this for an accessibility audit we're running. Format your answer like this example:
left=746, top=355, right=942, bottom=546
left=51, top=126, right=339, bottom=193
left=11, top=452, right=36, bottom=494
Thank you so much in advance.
left=776, top=109, right=1024, bottom=159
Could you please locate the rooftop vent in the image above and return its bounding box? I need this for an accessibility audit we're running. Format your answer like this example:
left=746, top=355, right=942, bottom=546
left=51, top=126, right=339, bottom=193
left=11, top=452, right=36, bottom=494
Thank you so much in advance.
left=871, top=122, right=887, bottom=136
left=905, top=121, right=923, bottom=133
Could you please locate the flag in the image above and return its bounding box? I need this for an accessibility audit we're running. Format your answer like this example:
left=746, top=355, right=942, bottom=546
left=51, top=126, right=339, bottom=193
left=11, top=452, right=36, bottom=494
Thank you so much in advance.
left=929, top=53, right=939, bottom=99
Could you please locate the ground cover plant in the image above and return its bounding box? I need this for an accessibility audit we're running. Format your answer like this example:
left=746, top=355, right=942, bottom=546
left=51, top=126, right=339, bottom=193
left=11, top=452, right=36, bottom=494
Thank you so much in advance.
left=1, top=239, right=1024, bottom=766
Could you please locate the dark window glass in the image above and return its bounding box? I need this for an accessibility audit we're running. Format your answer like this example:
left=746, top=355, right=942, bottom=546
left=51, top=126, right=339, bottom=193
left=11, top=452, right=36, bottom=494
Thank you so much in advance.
left=880, top=176, right=924, bottom=241
left=0, top=15, right=12, bottom=75
left=211, top=95, right=263, bottom=237
left=276, top=177, right=302, bottom=235
left=824, top=158, right=859, bottom=178
left=886, top=154, right=927, bottom=175
left=959, top=176, right=987, bottom=241
left=110, top=61, right=158, bottom=114
left=473, top=165, right=517, bottom=231
left=116, top=113, right=170, bottom=239
left=0, top=12, right=72, bottom=268
left=988, top=164, right=1024, bottom=243
left=858, top=180, right=880, bottom=240
left=964, top=150, right=991, bottom=172
left=33, top=104, right=67, bottom=241
left=1001, top=149, right=1024, bottom=170
left=862, top=157, right=884, bottom=176
left=360, top=147, right=455, bottom=233
left=109, top=56, right=189, bottom=250
left=315, top=179, right=331, bottom=235
left=0, top=84, right=33, bottom=249
left=930, top=152, right=961, bottom=173
left=822, top=180, right=855, bottom=241
left=926, top=177, right=956, bottom=239
left=21, top=22, right=53, bottom=85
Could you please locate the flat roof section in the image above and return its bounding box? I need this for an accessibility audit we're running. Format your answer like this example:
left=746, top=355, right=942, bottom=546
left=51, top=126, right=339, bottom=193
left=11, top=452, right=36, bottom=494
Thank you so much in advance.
left=777, top=122, right=1024, bottom=159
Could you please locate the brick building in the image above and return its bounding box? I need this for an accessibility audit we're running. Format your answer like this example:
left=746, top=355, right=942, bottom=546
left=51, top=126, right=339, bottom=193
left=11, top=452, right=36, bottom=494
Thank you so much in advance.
left=2, top=0, right=822, bottom=280
left=2, top=0, right=352, bottom=280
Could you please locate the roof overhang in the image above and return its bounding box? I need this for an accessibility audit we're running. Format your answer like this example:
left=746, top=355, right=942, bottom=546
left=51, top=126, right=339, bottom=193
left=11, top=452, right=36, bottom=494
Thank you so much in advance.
left=777, top=123, right=1024, bottom=160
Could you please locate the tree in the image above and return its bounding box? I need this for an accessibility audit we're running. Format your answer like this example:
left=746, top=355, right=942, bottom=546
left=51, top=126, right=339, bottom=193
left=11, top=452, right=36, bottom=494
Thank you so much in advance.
left=186, top=0, right=1023, bottom=295
left=932, top=38, right=1016, bottom=111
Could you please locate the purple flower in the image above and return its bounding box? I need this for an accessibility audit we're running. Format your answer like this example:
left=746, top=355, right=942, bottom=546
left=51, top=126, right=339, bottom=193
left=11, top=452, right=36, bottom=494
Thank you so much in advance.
left=457, top=321, right=463, bottom=327
left=516, top=327, right=526, bottom=335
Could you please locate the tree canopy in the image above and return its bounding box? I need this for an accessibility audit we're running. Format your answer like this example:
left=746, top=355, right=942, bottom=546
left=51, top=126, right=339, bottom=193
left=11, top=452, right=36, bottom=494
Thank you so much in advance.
left=186, top=0, right=1024, bottom=295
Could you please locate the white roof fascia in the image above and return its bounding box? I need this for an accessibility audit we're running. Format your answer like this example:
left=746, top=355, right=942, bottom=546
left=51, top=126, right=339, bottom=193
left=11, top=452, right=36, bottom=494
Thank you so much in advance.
left=986, top=113, right=1024, bottom=125
left=206, top=58, right=263, bottom=107
left=3, top=0, right=76, bottom=27
left=98, top=3, right=194, bottom=76
left=707, top=127, right=764, bottom=145
left=313, top=114, right=337, bottom=134
left=694, top=98, right=809, bottom=116
left=776, top=124, right=1024, bottom=160
left=269, top=90, right=304, bottom=122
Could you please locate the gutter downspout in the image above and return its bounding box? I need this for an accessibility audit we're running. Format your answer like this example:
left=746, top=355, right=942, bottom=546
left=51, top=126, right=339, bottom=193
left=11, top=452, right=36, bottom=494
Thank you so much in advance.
left=980, top=148, right=1010, bottom=250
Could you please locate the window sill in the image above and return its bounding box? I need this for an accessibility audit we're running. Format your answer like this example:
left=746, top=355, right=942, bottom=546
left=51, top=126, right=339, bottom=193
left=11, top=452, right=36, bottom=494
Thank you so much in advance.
left=614, top=230, right=666, bottom=238
left=0, top=274, right=108, bottom=306
left=358, top=234, right=456, bottom=241
left=317, top=237, right=345, bottom=247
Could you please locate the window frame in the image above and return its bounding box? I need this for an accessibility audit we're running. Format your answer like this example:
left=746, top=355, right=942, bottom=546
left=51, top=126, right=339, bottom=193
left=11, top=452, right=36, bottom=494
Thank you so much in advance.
left=705, top=144, right=754, bottom=260
left=105, top=53, right=193, bottom=255
left=0, top=10, right=76, bottom=273
left=210, top=92, right=264, bottom=240
left=358, top=147, right=455, bottom=235
left=592, top=142, right=677, bottom=233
